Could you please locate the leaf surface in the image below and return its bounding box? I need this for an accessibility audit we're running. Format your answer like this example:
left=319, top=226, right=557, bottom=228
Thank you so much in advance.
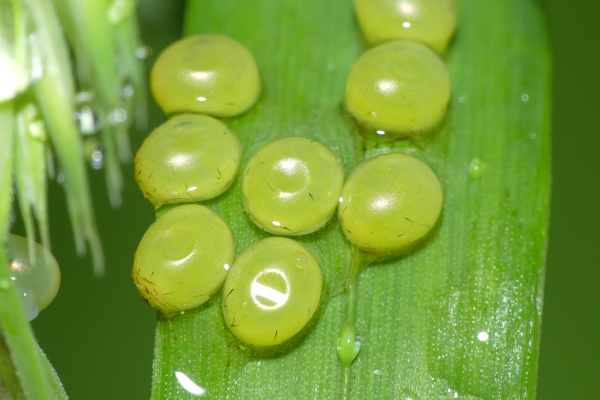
left=151, top=0, right=551, bottom=398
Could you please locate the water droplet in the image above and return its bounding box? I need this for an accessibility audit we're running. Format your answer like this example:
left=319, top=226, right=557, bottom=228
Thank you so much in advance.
left=292, top=253, right=307, bottom=268
left=76, top=106, right=101, bottom=135
left=76, top=91, right=94, bottom=103
left=457, top=96, right=465, bottom=103
left=402, top=21, right=411, bottom=28
left=373, top=369, right=383, bottom=376
left=28, top=120, right=47, bottom=141
left=530, top=133, right=537, bottom=139
left=477, top=331, right=489, bottom=341
left=19, top=290, right=39, bottom=322
left=122, top=84, right=135, bottom=99
left=376, top=130, right=386, bottom=135
left=85, top=140, right=104, bottom=170
left=521, top=94, right=529, bottom=102
left=327, top=62, right=336, bottom=71
left=90, top=150, right=104, bottom=170
left=337, top=321, right=361, bottom=366
left=107, top=108, right=128, bottom=125
left=468, top=158, right=485, bottom=179
left=135, top=46, right=154, bottom=59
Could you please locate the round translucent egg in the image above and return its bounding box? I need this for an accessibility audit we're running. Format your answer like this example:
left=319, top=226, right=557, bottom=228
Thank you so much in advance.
left=132, top=204, right=236, bottom=315
left=241, top=137, right=344, bottom=235
left=338, top=152, right=443, bottom=257
left=135, top=114, right=241, bottom=209
left=354, top=0, right=457, bottom=52
left=222, top=237, right=322, bottom=347
left=345, top=40, right=450, bottom=138
left=150, top=34, right=261, bottom=117
left=6, top=234, right=61, bottom=319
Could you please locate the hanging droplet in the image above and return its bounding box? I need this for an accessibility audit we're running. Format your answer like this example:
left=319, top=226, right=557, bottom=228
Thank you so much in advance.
left=6, top=234, right=61, bottom=318
left=135, top=46, right=154, bottom=59
left=28, top=120, right=47, bottom=141
left=19, top=290, right=40, bottom=322
left=84, top=139, right=104, bottom=170
left=75, top=91, right=105, bottom=136
left=122, top=84, right=135, bottom=99
left=107, top=108, right=128, bottom=126
left=77, top=105, right=105, bottom=135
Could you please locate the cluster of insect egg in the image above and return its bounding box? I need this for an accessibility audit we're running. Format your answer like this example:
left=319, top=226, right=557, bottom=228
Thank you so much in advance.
left=133, top=1, right=457, bottom=348
left=227, top=137, right=343, bottom=345
left=133, top=35, right=257, bottom=318
left=337, top=0, right=457, bottom=258
left=133, top=34, right=333, bottom=347
left=348, top=0, right=455, bottom=140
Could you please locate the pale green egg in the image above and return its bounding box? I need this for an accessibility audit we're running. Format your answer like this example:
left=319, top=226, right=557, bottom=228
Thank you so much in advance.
left=134, top=114, right=241, bottom=209
left=354, top=0, right=457, bottom=52
left=132, top=204, right=236, bottom=315
left=242, top=137, right=344, bottom=235
left=150, top=34, right=261, bottom=117
left=222, top=237, right=322, bottom=347
left=345, top=40, right=450, bottom=138
left=338, top=152, right=443, bottom=257
left=6, top=234, right=61, bottom=318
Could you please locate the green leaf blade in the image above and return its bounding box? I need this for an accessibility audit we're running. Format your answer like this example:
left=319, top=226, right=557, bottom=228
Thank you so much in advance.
left=150, top=0, right=551, bottom=398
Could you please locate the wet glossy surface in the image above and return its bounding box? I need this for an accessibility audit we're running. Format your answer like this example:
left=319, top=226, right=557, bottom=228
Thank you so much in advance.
left=133, top=204, right=236, bottom=315
left=354, top=0, right=457, bottom=52
left=135, top=114, right=241, bottom=208
left=150, top=34, right=261, bottom=117
left=174, top=371, right=205, bottom=396
left=345, top=41, right=450, bottom=138
left=338, top=153, right=443, bottom=256
left=242, top=137, right=344, bottom=235
left=222, top=237, right=322, bottom=346
left=6, top=234, right=61, bottom=314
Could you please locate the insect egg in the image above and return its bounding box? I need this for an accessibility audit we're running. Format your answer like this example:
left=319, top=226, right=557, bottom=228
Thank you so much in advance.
left=338, top=152, right=443, bottom=257
left=221, top=237, right=323, bottom=347
left=134, top=113, right=241, bottom=209
left=241, top=137, right=344, bottom=235
left=354, top=0, right=457, bottom=52
left=132, top=204, right=236, bottom=315
left=150, top=34, right=261, bottom=117
left=345, top=40, right=450, bottom=138
left=6, top=234, right=61, bottom=320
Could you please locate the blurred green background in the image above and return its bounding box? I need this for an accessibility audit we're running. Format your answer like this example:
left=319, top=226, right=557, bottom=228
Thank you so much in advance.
left=24, top=0, right=599, bottom=398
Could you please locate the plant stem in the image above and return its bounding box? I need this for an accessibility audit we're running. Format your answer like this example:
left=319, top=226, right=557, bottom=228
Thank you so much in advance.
left=0, top=101, right=54, bottom=400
